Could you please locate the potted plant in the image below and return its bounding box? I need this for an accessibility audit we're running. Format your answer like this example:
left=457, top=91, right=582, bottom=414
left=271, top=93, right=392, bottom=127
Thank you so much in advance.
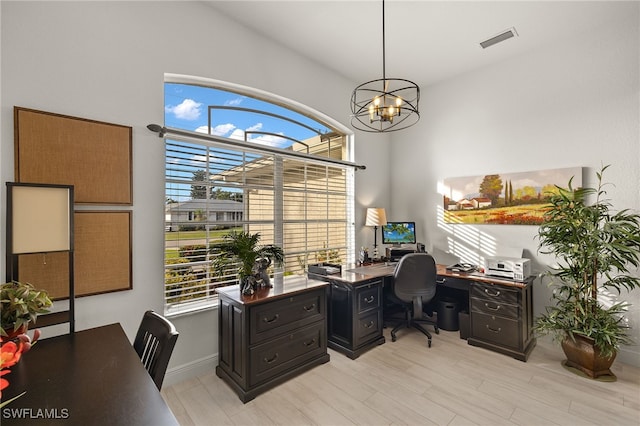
left=534, top=165, right=640, bottom=378
left=211, top=231, right=284, bottom=295
left=1, top=281, right=52, bottom=340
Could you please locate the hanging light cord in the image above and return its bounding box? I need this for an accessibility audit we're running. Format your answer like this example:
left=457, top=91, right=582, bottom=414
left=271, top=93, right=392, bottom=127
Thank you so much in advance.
left=349, top=0, right=420, bottom=132
left=382, top=0, right=386, bottom=84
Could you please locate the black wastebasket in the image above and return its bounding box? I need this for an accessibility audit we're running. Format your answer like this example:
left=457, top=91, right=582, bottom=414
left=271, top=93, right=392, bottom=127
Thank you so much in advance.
left=437, top=297, right=460, bottom=331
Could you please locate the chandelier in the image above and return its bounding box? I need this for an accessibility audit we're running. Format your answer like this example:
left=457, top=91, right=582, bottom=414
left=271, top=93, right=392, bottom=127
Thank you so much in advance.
left=350, top=0, right=420, bottom=133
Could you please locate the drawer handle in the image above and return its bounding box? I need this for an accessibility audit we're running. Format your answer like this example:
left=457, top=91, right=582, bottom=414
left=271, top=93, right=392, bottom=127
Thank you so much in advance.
left=485, top=303, right=501, bottom=311
left=484, top=288, right=501, bottom=297
left=263, top=314, right=279, bottom=324
left=436, top=278, right=446, bottom=284
left=363, top=320, right=375, bottom=329
left=303, top=303, right=316, bottom=312
left=363, top=296, right=375, bottom=304
left=486, top=325, right=502, bottom=333
left=304, top=338, right=317, bottom=347
left=264, top=353, right=279, bottom=364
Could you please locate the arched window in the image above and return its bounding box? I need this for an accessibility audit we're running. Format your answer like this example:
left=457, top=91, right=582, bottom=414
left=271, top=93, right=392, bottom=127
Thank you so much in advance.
left=163, top=75, right=356, bottom=314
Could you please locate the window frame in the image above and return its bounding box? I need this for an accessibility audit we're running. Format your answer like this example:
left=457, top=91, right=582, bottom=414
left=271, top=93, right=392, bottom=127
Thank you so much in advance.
left=163, top=74, right=356, bottom=316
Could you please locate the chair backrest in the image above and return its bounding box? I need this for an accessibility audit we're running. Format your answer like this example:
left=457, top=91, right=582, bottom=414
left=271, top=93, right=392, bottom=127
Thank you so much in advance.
left=133, top=310, right=179, bottom=390
left=392, top=253, right=438, bottom=305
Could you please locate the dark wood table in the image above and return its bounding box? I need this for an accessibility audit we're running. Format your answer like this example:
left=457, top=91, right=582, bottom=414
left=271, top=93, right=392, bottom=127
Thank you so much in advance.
left=0, top=323, right=178, bottom=425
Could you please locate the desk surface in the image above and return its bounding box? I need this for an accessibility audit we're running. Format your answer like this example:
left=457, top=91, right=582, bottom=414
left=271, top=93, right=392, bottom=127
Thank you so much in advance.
left=330, top=263, right=531, bottom=288
left=1, top=324, right=178, bottom=426
left=216, top=275, right=328, bottom=305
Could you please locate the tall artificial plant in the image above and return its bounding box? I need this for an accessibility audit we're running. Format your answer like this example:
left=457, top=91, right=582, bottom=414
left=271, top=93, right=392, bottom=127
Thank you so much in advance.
left=535, top=165, right=640, bottom=358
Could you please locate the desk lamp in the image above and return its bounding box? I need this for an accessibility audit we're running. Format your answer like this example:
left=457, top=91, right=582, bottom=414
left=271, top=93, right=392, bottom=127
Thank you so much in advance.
left=365, top=207, right=387, bottom=259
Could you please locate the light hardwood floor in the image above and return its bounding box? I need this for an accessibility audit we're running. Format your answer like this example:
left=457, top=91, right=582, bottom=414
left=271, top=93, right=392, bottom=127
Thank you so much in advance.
left=162, top=329, right=640, bottom=425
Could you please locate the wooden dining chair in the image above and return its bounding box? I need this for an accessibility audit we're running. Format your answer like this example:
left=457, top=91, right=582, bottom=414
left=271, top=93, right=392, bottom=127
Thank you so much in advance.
left=133, top=310, right=179, bottom=390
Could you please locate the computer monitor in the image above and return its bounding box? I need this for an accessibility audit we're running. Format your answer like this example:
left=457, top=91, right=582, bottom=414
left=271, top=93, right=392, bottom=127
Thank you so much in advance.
left=381, top=222, right=416, bottom=246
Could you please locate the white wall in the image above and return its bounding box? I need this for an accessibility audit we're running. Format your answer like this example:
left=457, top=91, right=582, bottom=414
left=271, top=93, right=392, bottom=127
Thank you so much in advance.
left=0, top=1, right=389, bottom=384
left=389, top=10, right=640, bottom=366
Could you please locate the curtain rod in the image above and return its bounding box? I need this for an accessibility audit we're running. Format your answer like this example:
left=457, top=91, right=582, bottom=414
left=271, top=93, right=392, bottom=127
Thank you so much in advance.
left=147, top=124, right=366, bottom=170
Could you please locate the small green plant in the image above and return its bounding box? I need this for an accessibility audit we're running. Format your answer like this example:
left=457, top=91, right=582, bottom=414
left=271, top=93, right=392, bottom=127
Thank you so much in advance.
left=211, top=231, right=284, bottom=280
left=534, top=165, right=640, bottom=358
left=1, top=281, right=53, bottom=337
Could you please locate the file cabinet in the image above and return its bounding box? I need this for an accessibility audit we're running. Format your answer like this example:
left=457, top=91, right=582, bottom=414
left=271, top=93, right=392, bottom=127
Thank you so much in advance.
left=216, top=279, right=330, bottom=402
left=326, top=277, right=385, bottom=359
left=468, top=278, right=535, bottom=361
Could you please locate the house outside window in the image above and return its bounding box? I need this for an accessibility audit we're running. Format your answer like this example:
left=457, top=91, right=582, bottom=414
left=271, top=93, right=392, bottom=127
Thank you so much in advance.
left=164, top=77, right=355, bottom=315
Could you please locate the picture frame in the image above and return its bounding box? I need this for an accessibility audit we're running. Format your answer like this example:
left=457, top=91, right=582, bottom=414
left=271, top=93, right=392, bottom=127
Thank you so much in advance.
left=442, top=167, right=583, bottom=225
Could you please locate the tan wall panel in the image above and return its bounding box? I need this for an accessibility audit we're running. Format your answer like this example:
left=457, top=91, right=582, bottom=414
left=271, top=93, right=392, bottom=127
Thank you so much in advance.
left=18, top=211, right=132, bottom=298
left=14, top=107, right=132, bottom=205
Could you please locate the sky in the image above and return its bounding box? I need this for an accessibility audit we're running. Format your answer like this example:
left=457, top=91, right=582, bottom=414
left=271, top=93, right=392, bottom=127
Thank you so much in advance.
left=164, top=83, right=335, bottom=202
left=164, top=83, right=330, bottom=149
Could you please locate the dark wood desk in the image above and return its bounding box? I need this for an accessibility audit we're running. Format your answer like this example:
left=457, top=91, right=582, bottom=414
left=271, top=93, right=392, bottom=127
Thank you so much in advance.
left=1, top=324, right=178, bottom=425
left=319, top=263, right=536, bottom=361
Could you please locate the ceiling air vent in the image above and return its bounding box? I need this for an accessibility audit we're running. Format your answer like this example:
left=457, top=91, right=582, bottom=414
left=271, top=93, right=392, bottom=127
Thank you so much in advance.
left=480, top=27, right=518, bottom=49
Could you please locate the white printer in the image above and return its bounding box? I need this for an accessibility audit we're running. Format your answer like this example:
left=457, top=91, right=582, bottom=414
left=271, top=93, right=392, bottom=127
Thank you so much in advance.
left=484, top=256, right=531, bottom=281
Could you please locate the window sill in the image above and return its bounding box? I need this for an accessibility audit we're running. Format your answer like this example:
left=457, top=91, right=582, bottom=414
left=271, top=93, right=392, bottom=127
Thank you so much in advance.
left=165, top=298, right=218, bottom=319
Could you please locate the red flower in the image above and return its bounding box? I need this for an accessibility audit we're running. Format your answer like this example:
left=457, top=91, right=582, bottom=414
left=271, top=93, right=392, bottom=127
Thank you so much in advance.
left=0, top=329, right=39, bottom=402
left=0, top=341, right=23, bottom=369
left=1, top=370, right=11, bottom=392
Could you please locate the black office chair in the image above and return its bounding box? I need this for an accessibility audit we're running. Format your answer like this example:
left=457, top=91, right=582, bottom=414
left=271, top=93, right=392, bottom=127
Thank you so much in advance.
left=386, top=253, right=439, bottom=347
left=133, top=310, right=179, bottom=390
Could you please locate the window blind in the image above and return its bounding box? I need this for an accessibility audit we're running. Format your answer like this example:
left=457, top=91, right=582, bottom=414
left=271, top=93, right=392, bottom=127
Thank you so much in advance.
left=164, top=136, right=354, bottom=314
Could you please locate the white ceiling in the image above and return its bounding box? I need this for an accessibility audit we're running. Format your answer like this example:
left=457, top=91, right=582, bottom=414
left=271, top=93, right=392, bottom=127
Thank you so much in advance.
left=207, top=1, right=635, bottom=88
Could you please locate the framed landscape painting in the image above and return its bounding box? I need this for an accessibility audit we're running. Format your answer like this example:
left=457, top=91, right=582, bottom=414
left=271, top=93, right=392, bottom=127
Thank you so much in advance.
left=442, top=167, right=582, bottom=225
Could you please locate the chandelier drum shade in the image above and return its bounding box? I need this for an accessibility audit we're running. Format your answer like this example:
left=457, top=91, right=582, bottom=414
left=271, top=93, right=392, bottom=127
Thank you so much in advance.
left=350, top=0, right=420, bottom=133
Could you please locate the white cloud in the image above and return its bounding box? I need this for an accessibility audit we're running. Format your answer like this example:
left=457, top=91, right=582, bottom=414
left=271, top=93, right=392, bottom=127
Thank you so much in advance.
left=165, top=99, right=202, bottom=120
left=229, top=129, right=246, bottom=141
left=246, top=123, right=263, bottom=132
left=213, top=123, right=236, bottom=136
left=209, top=122, right=289, bottom=148
left=194, top=123, right=236, bottom=136
left=251, top=133, right=288, bottom=148
left=225, top=97, right=243, bottom=106
left=243, top=123, right=288, bottom=147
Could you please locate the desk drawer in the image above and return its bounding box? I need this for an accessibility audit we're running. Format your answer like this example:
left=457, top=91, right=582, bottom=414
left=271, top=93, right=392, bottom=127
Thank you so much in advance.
left=356, top=284, right=381, bottom=314
left=471, top=297, right=519, bottom=319
left=472, top=312, right=519, bottom=349
left=354, top=310, right=383, bottom=347
left=249, top=322, right=326, bottom=386
left=250, top=290, right=325, bottom=344
left=471, top=282, right=519, bottom=305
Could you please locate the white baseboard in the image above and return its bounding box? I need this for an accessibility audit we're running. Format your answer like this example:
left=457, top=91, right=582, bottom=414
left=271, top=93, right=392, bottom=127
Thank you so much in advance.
left=163, top=353, right=218, bottom=387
